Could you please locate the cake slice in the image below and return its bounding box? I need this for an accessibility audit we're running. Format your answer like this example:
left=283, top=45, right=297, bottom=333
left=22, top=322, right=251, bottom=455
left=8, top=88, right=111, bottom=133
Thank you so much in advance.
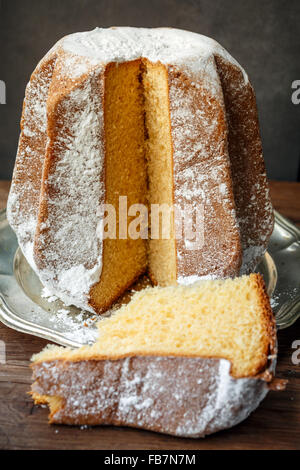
left=31, top=274, right=277, bottom=437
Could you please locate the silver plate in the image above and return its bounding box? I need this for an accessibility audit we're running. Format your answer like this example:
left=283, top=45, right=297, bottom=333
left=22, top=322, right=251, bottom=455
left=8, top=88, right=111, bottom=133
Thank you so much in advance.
left=0, top=208, right=299, bottom=348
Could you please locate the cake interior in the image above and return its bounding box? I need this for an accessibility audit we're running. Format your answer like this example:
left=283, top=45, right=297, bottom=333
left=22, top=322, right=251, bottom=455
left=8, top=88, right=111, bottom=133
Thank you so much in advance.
left=89, top=59, right=177, bottom=311
left=33, top=274, right=275, bottom=379
left=143, top=61, right=177, bottom=286
left=89, top=61, right=148, bottom=312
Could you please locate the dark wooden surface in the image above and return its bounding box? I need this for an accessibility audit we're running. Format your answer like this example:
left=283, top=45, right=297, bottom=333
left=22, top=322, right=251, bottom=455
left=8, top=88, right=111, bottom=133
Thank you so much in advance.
left=0, top=180, right=299, bottom=450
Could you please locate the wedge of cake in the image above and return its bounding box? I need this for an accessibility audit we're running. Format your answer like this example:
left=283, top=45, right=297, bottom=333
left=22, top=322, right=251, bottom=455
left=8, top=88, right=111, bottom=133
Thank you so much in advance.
left=31, top=274, right=277, bottom=437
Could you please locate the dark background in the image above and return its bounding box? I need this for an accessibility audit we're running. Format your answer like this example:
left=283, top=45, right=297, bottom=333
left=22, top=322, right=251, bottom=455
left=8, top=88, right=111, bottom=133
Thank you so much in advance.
left=1, top=0, right=300, bottom=181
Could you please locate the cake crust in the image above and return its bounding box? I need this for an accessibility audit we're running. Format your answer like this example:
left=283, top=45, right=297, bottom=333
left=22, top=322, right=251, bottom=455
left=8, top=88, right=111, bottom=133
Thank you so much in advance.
left=31, top=355, right=276, bottom=438
left=215, top=55, right=274, bottom=272
left=167, top=63, right=242, bottom=280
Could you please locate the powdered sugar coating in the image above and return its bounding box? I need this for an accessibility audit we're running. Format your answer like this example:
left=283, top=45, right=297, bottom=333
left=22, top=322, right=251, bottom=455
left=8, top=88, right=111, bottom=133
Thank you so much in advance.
left=31, top=355, right=275, bottom=437
left=62, top=27, right=249, bottom=82
left=7, top=54, right=56, bottom=272
left=35, top=67, right=105, bottom=311
left=168, top=59, right=242, bottom=278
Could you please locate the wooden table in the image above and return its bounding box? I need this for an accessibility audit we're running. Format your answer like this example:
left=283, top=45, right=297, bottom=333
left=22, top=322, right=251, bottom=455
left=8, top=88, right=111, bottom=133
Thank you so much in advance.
left=0, top=180, right=299, bottom=450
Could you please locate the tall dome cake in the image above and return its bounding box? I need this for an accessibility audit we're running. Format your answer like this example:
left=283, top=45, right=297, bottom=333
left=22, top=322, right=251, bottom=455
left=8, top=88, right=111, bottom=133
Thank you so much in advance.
left=7, top=27, right=274, bottom=314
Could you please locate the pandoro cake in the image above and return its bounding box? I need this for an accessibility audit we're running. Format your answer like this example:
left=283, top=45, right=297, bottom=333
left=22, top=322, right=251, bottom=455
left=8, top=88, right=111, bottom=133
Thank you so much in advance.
left=7, top=27, right=274, bottom=314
